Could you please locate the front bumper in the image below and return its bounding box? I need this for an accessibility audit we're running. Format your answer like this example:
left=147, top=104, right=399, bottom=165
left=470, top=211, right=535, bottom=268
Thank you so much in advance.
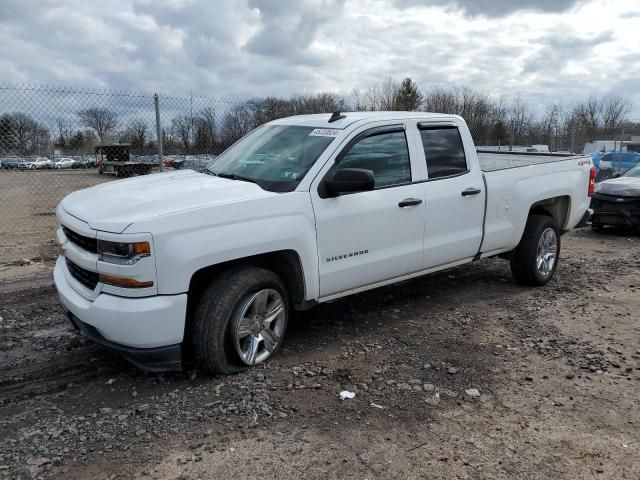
left=54, top=256, right=188, bottom=371
left=592, top=209, right=640, bottom=227
left=66, top=312, right=182, bottom=371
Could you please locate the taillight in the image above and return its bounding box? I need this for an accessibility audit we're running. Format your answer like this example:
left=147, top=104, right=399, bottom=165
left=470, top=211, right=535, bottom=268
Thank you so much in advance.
left=588, top=167, right=596, bottom=197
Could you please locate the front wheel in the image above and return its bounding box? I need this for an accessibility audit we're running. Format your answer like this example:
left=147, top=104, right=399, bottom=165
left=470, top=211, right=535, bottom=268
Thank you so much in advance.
left=510, top=215, right=560, bottom=286
left=191, top=266, right=289, bottom=375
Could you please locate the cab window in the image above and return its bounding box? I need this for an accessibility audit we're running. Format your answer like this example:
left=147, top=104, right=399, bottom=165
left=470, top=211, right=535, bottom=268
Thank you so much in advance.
left=419, top=127, right=468, bottom=179
left=336, top=130, right=411, bottom=188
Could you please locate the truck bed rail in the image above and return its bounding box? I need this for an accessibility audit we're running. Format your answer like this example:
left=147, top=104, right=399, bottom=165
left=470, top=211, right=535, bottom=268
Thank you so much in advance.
left=477, top=150, right=588, bottom=172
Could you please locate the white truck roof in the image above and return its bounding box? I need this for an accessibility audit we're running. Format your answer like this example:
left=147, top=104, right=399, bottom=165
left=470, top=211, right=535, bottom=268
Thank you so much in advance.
left=269, top=111, right=455, bottom=129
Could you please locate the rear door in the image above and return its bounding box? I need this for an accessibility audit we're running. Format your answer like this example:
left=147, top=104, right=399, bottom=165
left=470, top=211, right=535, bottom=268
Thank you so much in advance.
left=415, top=124, right=485, bottom=268
left=311, top=122, right=426, bottom=297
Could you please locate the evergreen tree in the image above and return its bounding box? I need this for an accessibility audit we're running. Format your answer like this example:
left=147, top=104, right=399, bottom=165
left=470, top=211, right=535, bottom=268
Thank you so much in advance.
left=396, top=78, right=423, bottom=111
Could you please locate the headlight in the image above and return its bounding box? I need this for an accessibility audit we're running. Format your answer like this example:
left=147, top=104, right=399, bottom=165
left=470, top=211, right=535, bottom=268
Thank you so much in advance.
left=97, top=240, right=151, bottom=265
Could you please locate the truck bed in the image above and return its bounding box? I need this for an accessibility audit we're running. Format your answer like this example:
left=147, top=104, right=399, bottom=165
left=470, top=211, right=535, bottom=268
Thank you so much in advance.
left=477, top=151, right=586, bottom=172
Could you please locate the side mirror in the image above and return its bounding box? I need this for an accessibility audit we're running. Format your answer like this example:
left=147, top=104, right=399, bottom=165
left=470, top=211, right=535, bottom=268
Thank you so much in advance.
left=612, top=172, right=621, bottom=178
left=324, top=168, right=375, bottom=196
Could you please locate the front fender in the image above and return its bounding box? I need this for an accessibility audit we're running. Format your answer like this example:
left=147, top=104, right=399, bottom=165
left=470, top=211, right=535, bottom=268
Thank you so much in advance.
left=129, top=193, right=320, bottom=300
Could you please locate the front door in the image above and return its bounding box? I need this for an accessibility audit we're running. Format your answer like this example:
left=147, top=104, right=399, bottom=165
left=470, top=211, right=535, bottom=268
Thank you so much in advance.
left=311, top=126, right=426, bottom=297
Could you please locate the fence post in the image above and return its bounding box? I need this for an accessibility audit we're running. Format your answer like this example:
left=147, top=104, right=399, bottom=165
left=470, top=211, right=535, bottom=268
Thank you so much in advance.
left=154, top=93, right=164, bottom=172
left=508, top=120, right=514, bottom=152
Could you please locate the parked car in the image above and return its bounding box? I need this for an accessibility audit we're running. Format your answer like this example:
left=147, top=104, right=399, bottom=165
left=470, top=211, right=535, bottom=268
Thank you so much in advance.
left=54, top=158, right=75, bottom=169
left=163, top=156, right=177, bottom=168
left=19, top=159, right=35, bottom=169
left=78, top=158, right=97, bottom=168
left=17, top=159, right=35, bottom=170
left=2, top=158, right=28, bottom=169
left=592, top=151, right=640, bottom=182
left=591, top=163, right=640, bottom=231
left=3, top=158, right=19, bottom=169
left=54, top=111, right=593, bottom=373
left=29, top=157, right=52, bottom=169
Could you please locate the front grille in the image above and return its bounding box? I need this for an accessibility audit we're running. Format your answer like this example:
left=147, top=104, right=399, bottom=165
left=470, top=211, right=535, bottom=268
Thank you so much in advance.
left=65, top=258, right=99, bottom=290
left=62, top=226, right=97, bottom=253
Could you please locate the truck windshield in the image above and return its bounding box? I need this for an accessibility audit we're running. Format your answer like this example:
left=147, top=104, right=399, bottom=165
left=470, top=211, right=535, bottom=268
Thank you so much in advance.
left=624, top=165, right=640, bottom=177
left=206, top=125, right=337, bottom=192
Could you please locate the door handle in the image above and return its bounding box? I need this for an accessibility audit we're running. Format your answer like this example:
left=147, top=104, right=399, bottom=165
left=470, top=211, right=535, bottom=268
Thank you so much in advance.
left=461, top=188, right=482, bottom=197
left=398, top=198, right=423, bottom=207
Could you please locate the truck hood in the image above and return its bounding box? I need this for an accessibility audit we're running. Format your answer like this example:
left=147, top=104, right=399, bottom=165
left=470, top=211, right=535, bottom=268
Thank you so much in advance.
left=595, top=176, right=640, bottom=198
left=60, top=170, right=275, bottom=233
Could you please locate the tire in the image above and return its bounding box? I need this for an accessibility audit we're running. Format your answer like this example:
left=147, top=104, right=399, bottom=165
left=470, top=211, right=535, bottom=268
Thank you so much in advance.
left=510, top=215, right=560, bottom=286
left=191, top=266, right=289, bottom=375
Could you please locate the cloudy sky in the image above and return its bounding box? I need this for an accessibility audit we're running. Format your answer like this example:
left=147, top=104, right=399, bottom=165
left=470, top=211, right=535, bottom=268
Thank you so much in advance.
left=1, top=0, right=639, bottom=117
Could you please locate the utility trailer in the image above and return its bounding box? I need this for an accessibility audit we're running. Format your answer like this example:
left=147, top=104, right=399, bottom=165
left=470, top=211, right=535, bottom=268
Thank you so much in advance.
left=96, top=145, right=153, bottom=177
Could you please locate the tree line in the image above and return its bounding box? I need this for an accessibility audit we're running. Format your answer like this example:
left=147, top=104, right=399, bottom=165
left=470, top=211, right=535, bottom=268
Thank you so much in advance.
left=0, top=78, right=635, bottom=157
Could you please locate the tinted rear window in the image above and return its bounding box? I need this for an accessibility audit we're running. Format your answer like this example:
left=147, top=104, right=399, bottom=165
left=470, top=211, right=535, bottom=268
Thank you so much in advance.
left=419, top=128, right=468, bottom=179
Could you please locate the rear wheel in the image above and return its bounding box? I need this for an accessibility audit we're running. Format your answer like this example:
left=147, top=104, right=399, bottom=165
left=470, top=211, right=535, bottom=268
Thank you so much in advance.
left=510, top=215, right=560, bottom=286
left=191, top=266, right=289, bottom=375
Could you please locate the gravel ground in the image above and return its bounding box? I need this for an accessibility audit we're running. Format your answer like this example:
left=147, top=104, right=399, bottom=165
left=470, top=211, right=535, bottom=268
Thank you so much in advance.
left=0, top=227, right=639, bottom=480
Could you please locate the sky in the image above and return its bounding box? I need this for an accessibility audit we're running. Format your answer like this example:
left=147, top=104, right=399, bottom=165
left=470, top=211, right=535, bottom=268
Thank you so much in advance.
left=1, top=0, right=639, bottom=118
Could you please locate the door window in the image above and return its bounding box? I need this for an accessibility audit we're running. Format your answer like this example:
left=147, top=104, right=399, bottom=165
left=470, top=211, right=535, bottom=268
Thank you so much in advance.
left=419, top=127, right=468, bottom=179
left=336, top=130, right=411, bottom=188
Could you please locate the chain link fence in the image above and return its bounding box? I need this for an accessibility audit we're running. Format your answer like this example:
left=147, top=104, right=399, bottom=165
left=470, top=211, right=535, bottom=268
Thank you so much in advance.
left=0, top=85, right=240, bottom=264
left=1, top=83, right=638, bottom=264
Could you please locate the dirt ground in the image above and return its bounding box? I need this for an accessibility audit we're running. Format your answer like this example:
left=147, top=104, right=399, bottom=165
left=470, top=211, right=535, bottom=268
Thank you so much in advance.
left=0, top=227, right=639, bottom=480
left=0, top=169, right=109, bottom=264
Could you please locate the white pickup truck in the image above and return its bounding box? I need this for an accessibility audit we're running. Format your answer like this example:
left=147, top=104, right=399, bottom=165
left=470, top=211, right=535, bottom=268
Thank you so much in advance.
left=54, top=112, right=595, bottom=373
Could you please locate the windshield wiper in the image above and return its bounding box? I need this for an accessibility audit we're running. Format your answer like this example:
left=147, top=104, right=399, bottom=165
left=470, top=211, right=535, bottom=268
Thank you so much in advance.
left=210, top=170, right=259, bottom=185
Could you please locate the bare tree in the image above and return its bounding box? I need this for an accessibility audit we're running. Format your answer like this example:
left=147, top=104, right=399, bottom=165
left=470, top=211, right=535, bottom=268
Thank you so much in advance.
left=458, top=87, right=494, bottom=141
left=77, top=108, right=118, bottom=143
left=423, top=86, right=458, bottom=114
left=55, top=118, right=74, bottom=147
left=379, top=77, right=400, bottom=110
left=351, top=88, right=365, bottom=111
left=200, top=107, right=216, bottom=150
left=171, top=116, right=192, bottom=150
left=540, top=103, right=563, bottom=150
left=1, top=112, right=46, bottom=154
left=125, top=119, right=149, bottom=150
left=508, top=94, right=534, bottom=145
left=221, top=104, right=253, bottom=146
left=573, top=96, right=602, bottom=141
left=602, top=93, right=631, bottom=135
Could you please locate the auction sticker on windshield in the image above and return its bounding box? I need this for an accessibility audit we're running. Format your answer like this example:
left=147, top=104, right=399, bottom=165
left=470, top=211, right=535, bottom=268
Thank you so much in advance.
left=309, top=128, right=340, bottom=137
